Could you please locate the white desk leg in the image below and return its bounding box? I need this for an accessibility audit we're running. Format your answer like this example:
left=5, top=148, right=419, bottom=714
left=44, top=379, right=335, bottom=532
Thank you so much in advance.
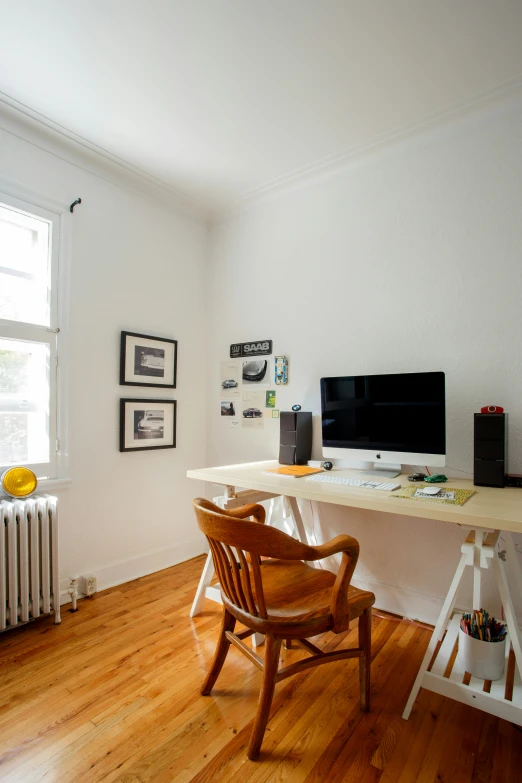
left=402, top=548, right=469, bottom=720
left=190, top=551, right=215, bottom=618
left=504, top=532, right=522, bottom=609
left=266, top=498, right=275, bottom=527
left=191, top=492, right=232, bottom=618
left=492, top=548, right=522, bottom=678
left=286, top=496, right=309, bottom=545
left=473, top=530, right=483, bottom=609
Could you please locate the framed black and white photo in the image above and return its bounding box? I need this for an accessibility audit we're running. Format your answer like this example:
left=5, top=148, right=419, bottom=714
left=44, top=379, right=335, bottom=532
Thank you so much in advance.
left=120, top=331, right=177, bottom=388
left=120, top=399, right=176, bottom=452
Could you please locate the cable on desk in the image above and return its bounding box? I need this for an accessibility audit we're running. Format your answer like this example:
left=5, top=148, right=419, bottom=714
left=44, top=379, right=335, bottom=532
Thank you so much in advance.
left=445, top=465, right=473, bottom=476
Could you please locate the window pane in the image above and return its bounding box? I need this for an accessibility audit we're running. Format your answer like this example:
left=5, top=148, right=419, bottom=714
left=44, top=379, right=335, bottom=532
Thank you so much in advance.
left=0, top=338, right=50, bottom=467
left=0, top=203, right=51, bottom=326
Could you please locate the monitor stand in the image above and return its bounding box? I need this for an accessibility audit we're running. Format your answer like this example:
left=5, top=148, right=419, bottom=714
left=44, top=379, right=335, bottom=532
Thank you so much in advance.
left=363, top=462, right=402, bottom=479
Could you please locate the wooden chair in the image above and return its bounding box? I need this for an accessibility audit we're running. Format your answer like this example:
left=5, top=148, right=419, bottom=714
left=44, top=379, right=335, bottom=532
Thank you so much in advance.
left=193, top=497, right=375, bottom=760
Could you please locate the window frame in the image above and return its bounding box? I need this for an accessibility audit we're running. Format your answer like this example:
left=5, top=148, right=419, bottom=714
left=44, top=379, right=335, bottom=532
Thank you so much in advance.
left=0, top=181, right=71, bottom=481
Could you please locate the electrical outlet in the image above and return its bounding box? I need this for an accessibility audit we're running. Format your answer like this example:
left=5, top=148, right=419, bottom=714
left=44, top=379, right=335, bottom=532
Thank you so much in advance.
left=84, top=575, right=97, bottom=596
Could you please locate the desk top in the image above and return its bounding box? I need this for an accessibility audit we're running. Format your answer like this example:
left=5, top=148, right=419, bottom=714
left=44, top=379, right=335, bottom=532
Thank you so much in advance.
left=187, top=460, right=522, bottom=534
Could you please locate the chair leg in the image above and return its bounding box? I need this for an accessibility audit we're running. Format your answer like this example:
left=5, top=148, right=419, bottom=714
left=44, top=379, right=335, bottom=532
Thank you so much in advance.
left=201, top=608, right=236, bottom=696
left=284, top=638, right=292, bottom=649
left=247, top=635, right=282, bottom=760
left=358, top=607, right=372, bottom=712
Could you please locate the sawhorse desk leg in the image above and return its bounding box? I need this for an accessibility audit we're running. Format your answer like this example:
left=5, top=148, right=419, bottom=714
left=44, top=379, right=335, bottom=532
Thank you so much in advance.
left=402, top=541, right=469, bottom=719
left=190, top=550, right=219, bottom=618
left=286, top=496, right=309, bottom=546
left=403, top=529, right=522, bottom=726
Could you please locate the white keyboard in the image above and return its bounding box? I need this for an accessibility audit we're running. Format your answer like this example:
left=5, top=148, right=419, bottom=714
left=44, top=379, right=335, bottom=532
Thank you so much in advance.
left=305, top=474, right=401, bottom=491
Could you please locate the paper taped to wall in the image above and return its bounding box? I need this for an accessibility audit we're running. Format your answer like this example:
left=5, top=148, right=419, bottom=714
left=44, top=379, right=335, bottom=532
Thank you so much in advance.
left=220, top=361, right=241, bottom=398
left=242, top=358, right=270, bottom=385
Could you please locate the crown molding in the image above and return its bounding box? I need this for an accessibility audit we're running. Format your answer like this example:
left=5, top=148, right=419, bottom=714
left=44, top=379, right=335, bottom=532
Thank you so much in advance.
left=217, top=73, right=522, bottom=222
left=3, top=73, right=522, bottom=228
left=0, top=92, right=209, bottom=224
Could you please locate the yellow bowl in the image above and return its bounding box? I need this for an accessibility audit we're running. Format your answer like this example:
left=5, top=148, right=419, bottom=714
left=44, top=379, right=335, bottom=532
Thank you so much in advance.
left=1, top=467, right=38, bottom=498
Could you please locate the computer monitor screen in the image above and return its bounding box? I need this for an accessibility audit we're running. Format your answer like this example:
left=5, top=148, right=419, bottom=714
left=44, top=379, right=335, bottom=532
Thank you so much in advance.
left=320, top=371, right=445, bottom=465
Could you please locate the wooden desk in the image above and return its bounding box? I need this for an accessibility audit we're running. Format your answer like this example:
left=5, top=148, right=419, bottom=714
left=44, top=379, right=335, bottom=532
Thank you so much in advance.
left=187, top=460, right=522, bottom=726
left=188, top=460, right=522, bottom=535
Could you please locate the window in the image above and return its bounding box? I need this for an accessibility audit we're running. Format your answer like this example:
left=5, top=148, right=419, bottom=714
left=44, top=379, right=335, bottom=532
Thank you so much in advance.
left=0, top=192, right=62, bottom=479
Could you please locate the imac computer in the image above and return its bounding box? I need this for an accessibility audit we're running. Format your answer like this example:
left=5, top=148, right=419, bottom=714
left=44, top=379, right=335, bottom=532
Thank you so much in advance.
left=320, top=371, right=445, bottom=479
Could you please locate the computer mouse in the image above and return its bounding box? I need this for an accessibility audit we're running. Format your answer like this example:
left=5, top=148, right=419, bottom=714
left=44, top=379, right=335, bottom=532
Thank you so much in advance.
left=421, top=487, right=440, bottom=495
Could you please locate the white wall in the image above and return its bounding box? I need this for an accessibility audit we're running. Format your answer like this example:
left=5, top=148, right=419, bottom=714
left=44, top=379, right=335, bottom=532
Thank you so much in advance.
left=206, top=93, right=522, bottom=623
left=2, top=91, right=522, bottom=623
left=0, top=123, right=208, bottom=594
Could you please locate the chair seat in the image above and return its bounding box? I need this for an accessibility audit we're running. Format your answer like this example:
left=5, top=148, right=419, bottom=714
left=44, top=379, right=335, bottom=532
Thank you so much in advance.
left=249, top=559, right=374, bottom=633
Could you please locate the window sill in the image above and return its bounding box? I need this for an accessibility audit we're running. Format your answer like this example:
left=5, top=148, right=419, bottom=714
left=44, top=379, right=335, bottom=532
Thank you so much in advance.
left=0, top=477, right=72, bottom=499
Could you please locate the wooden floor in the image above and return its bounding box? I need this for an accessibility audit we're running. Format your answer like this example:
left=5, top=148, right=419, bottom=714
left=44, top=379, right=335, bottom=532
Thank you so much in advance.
left=1, top=556, right=521, bottom=782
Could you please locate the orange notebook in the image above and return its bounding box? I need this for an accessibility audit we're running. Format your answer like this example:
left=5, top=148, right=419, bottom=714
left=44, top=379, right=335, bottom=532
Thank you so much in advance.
left=264, top=465, right=324, bottom=478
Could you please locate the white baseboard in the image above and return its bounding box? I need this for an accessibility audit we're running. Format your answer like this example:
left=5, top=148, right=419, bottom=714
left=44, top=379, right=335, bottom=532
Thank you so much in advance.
left=59, top=538, right=206, bottom=606
left=56, top=545, right=468, bottom=628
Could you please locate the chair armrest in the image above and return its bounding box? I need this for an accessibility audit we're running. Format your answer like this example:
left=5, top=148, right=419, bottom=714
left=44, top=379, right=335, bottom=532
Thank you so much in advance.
left=307, top=534, right=359, bottom=561
left=224, top=503, right=266, bottom=525
left=307, top=534, right=360, bottom=633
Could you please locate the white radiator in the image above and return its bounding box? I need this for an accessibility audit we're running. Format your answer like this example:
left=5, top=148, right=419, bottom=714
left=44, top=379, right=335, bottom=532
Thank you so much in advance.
left=0, top=495, right=61, bottom=631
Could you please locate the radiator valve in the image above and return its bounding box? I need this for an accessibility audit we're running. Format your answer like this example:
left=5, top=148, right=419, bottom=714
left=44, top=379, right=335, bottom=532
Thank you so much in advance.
left=68, top=575, right=79, bottom=612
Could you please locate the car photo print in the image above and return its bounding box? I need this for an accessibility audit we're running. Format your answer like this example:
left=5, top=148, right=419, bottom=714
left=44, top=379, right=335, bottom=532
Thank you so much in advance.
left=137, top=410, right=165, bottom=436
left=242, top=359, right=268, bottom=383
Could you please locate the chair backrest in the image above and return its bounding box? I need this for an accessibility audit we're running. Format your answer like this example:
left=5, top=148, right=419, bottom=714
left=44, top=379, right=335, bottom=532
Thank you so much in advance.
left=193, top=498, right=314, bottom=620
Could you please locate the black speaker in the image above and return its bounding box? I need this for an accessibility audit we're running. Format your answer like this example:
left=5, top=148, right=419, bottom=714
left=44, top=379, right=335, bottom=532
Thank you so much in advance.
left=474, top=413, right=506, bottom=488
left=279, top=411, right=312, bottom=465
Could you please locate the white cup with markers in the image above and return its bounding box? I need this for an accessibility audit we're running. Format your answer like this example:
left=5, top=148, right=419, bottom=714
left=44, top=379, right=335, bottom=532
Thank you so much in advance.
left=458, top=609, right=507, bottom=681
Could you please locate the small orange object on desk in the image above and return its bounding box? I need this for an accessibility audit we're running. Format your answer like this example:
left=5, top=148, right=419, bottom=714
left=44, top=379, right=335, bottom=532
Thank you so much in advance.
left=264, top=465, right=323, bottom=478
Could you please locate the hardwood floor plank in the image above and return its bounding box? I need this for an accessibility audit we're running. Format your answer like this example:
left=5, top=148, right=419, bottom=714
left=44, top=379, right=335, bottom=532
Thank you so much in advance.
left=0, top=557, right=514, bottom=782
left=395, top=691, right=447, bottom=783
left=0, top=722, right=96, bottom=783
left=370, top=716, right=404, bottom=771
left=447, top=705, right=485, bottom=783
left=491, top=719, right=522, bottom=783
left=190, top=657, right=354, bottom=783
left=430, top=701, right=469, bottom=783
left=376, top=689, right=440, bottom=783
left=227, top=618, right=398, bottom=783
left=61, top=647, right=258, bottom=781
left=228, top=626, right=375, bottom=783
left=471, top=713, right=498, bottom=783
left=334, top=629, right=429, bottom=783
left=302, top=625, right=428, bottom=783
left=185, top=631, right=355, bottom=783
left=122, top=635, right=323, bottom=783
left=408, top=696, right=457, bottom=783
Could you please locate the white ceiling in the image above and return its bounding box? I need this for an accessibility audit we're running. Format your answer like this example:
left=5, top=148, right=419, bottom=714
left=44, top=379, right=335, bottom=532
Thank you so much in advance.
left=1, top=1, right=522, bottom=213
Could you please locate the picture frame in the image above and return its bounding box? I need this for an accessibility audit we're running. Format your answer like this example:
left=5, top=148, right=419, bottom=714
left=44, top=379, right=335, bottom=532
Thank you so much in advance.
left=120, top=398, right=177, bottom=452
left=120, top=331, right=177, bottom=388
